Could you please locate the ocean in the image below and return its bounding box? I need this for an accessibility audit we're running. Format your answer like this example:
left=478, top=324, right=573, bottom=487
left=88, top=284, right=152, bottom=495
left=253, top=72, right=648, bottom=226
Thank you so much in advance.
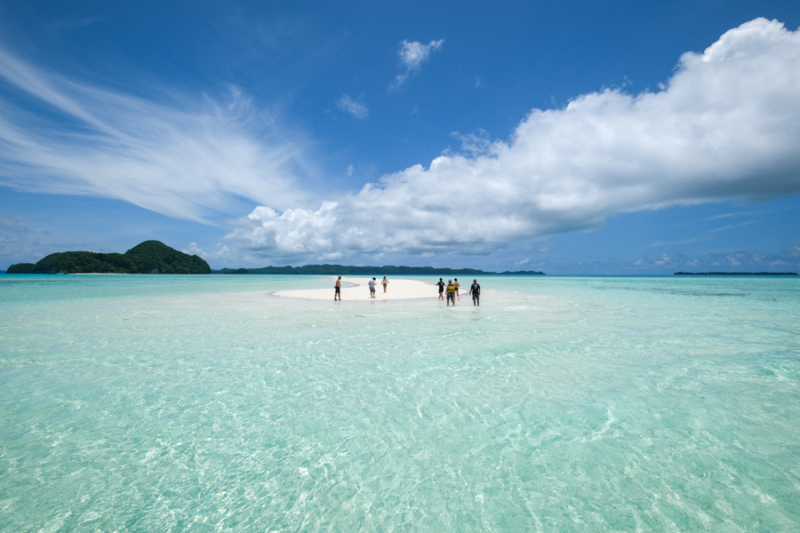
left=1, top=274, right=799, bottom=531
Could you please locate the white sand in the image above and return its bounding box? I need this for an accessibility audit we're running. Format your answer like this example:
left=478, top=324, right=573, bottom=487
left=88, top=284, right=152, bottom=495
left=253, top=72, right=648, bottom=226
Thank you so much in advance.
left=274, top=277, right=441, bottom=301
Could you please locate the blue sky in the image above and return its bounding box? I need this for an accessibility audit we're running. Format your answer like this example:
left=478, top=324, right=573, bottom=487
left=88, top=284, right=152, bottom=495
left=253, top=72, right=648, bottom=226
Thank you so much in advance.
left=1, top=0, right=799, bottom=273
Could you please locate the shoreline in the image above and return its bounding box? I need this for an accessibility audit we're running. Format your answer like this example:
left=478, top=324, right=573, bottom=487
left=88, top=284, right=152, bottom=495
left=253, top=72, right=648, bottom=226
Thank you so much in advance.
left=274, top=276, right=442, bottom=301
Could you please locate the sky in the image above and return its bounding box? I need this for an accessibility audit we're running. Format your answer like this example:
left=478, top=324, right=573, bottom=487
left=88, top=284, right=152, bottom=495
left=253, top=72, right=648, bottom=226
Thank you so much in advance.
left=1, top=0, right=799, bottom=274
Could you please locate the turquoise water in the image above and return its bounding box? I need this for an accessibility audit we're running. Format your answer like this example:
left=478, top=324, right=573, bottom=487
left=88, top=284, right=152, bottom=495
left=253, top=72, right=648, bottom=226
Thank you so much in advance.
left=1, top=275, right=799, bottom=531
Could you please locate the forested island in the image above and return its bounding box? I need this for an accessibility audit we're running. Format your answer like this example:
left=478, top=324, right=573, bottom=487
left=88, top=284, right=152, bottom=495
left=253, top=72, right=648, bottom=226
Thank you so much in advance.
left=674, top=272, right=797, bottom=276
left=215, top=265, right=545, bottom=276
left=6, top=241, right=211, bottom=274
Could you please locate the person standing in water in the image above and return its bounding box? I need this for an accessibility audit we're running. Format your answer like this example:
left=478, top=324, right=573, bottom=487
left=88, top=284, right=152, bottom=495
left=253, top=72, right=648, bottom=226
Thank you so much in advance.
left=381, top=276, right=389, bottom=293
left=437, top=278, right=445, bottom=300
left=368, top=277, right=377, bottom=298
left=453, top=278, right=461, bottom=301
left=446, top=279, right=456, bottom=306
left=334, top=276, right=342, bottom=301
left=469, top=279, right=481, bottom=306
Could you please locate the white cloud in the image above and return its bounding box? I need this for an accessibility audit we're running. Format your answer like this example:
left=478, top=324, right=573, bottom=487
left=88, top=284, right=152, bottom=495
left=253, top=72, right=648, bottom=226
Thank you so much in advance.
left=710, top=221, right=754, bottom=233
left=393, top=39, right=444, bottom=87
left=648, top=237, right=711, bottom=248
left=0, top=48, right=311, bottom=223
left=227, top=18, right=800, bottom=262
left=347, top=164, right=354, bottom=177
left=336, top=94, right=368, bottom=119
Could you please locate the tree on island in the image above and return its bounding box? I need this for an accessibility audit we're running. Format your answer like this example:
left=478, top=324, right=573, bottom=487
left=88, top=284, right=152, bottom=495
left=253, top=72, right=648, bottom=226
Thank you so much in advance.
left=6, top=241, right=211, bottom=274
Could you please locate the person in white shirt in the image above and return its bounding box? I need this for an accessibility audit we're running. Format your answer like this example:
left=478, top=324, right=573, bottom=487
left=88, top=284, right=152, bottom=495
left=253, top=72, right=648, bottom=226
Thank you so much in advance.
left=368, top=278, right=376, bottom=298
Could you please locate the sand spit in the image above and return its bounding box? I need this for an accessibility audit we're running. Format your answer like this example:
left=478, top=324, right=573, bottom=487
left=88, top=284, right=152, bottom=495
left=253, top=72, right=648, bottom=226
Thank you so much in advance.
left=274, top=277, right=440, bottom=301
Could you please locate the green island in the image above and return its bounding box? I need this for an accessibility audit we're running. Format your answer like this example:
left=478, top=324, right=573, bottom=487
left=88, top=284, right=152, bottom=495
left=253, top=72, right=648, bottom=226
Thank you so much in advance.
left=215, top=265, right=545, bottom=276
left=674, top=271, right=798, bottom=276
left=6, top=241, right=211, bottom=274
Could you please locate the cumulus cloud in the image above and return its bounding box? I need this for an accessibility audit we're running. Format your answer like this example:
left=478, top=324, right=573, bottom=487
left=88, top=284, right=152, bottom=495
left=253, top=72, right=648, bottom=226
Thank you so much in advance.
left=393, top=39, right=444, bottom=87
left=228, top=18, right=800, bottom=262
left=336, top=94, right=368, bottom=119
left=0, top=48, right=311, bottom=223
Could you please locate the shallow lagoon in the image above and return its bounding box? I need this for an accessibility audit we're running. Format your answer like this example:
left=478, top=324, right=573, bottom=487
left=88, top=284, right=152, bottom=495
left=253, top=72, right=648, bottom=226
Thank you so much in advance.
left=1, top=275, right=799, bottom=531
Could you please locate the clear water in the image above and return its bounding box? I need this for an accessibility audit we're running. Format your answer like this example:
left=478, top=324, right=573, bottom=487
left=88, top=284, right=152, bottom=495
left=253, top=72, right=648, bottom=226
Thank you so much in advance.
left=1, top=274, right=799, bottom=532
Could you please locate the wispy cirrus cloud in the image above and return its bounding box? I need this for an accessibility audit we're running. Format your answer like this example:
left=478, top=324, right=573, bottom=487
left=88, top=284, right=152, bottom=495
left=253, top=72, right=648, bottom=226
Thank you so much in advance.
left=647, top=237, right=712, bottom=248
left=709, top=221, right=754, bottom=233
left=648, top=220, right=754, bottom=247
left=336, top=94, right=368, bottom=119
left=0, top=47, right=312, bottom=223
left=225, top=18, right=800, bottom=264
left=392, top=39, right=444, bottom=88
left=702, top=211, right=759, bottom=221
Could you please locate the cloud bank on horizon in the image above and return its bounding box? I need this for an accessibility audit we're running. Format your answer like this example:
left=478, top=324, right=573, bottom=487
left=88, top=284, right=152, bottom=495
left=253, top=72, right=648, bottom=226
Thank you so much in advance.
left=227, top=18, right=800, bottom=262
left=1, top=18, right=799, bottom=264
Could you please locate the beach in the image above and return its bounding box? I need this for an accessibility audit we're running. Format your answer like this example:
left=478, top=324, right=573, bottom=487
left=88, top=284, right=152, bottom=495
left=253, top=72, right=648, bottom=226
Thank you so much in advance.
left=1, top=274, right=799, bottom=531
left=275, top=276, right=442, bottom=300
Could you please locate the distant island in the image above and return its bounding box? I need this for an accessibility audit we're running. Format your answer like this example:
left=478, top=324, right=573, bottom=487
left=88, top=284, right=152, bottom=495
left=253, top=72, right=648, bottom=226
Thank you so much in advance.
left=6, top=241, right=211, bottom=274
left=215, top=265, right=545, bottom=276
left=674, top=272, right=797, bottom=276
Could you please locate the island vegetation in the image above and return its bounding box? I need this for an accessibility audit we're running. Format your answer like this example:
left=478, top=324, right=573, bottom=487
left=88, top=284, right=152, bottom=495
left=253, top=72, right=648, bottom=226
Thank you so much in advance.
left=215, top=265, right=545, bottom=276
left=6, top=241, right=211, bottom=274
left=674, top=271, right=797, bottom=276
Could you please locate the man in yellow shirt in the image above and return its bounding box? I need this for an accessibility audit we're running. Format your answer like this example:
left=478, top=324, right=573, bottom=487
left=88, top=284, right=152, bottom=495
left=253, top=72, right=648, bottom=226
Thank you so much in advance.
left=446, top=280, right=457, bottom=306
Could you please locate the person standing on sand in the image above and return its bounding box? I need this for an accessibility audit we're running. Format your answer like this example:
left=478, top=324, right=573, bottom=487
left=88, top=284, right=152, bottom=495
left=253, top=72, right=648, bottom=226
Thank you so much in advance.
left=368, top=277, right=376, bottom=298
left=437, top=278, right=445, bottom=300
left=446, top=279, right=456, bottom=306
left=454, top=278, right=461, bottom=301
left=334, top=276, right=342, bottom=301
left=381, top=276, right=389, bottom=293
left=470, top=279, right=480, bottom=306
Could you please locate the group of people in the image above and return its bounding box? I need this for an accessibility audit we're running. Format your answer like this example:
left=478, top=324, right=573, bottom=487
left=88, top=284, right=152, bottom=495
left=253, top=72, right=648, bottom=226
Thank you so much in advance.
left=437, top=278, right=481, bottom=306
left=333, top=275, right=389, bottom=300
left=332, top=275, right=481, bottom=306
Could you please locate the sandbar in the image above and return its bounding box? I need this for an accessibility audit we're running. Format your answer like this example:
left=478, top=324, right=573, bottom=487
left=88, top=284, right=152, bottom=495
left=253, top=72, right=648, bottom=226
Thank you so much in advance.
left=274, top=277, right=440, bottom=301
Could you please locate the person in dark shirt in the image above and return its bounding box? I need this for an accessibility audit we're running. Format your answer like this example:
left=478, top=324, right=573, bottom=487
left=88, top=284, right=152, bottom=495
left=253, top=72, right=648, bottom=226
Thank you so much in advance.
left=469, top=279, right=481, bottom=306
left=437, top=278, right=445, bottom=300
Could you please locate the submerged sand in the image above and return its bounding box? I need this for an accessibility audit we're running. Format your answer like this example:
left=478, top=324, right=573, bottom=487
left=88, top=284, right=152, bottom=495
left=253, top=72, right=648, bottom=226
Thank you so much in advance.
left=274, top=277, right=441, bottom=301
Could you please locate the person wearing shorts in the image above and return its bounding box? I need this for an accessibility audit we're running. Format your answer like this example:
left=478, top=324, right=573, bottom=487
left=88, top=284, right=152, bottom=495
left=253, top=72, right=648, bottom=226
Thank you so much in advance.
left=368, top=277, right=376, bottom=298
left=437, top=278, right=445, bottom=300
left=446, top=280, right=456, bottom=306
left=469, top=279, right=480, bottom=306
left=334, top=276, right=342, bottom=301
